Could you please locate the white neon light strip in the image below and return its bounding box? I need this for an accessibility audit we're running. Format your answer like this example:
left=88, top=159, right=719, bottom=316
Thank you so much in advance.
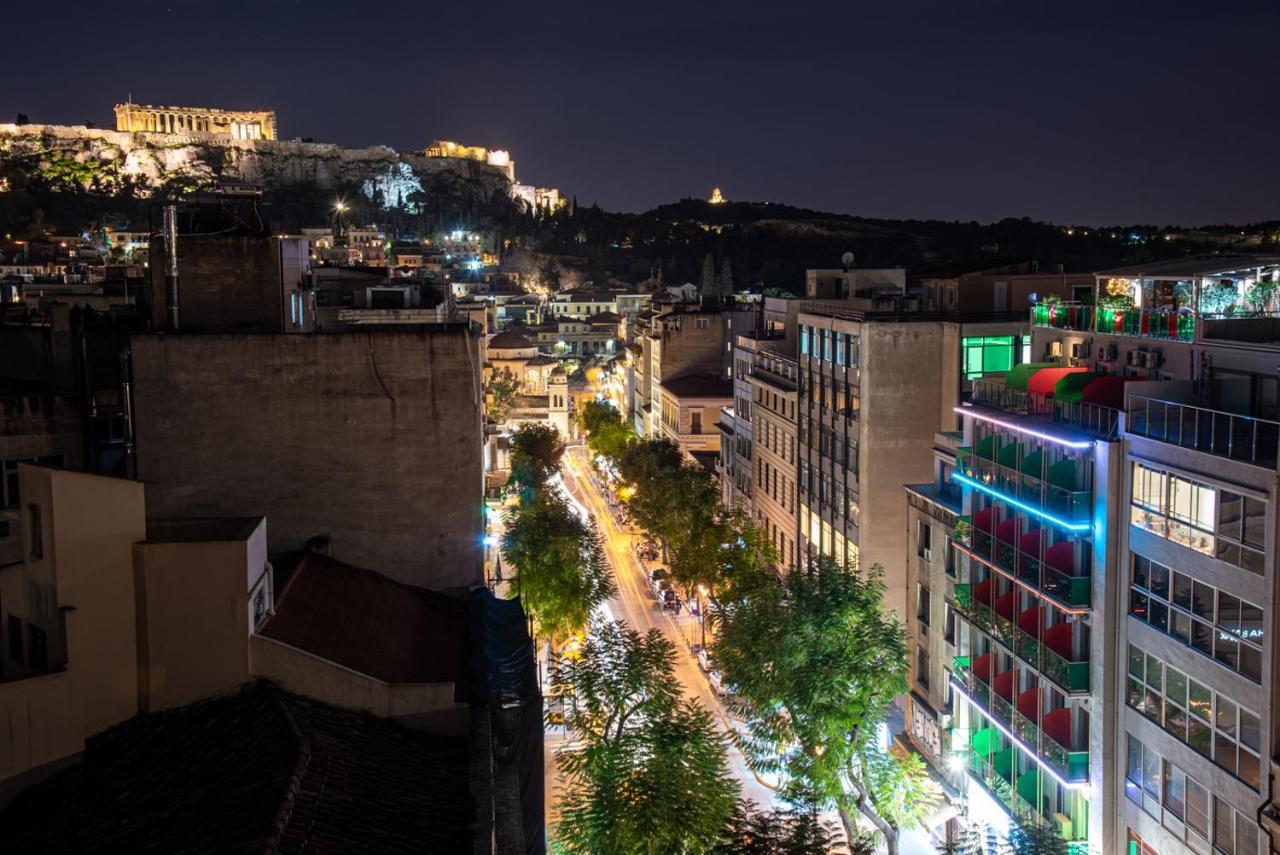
left=948, top=677, right=1089, bottom=791
left=954, top=406, right=1093, bottom=450
left=951, top=472, right=1092, bottom=533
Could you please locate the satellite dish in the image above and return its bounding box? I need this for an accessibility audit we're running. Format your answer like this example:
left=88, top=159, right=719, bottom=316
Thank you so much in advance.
left=841, top=251, right=855, bottom=271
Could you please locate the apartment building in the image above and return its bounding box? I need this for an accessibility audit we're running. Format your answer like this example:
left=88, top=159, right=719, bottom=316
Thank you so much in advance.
left=907, top=256, right=1280, bottom=854
left=796, top=307, right=1026, bottom=618
left=746, top=341, right=800, bottom=570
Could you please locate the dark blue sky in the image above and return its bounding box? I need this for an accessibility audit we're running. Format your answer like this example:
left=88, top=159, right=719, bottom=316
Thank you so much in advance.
left=6, top=0, right=1278, bottom=225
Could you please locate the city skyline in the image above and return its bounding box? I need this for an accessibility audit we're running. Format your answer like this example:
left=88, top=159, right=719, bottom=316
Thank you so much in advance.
left=5, top=0, right=1278, bottom=226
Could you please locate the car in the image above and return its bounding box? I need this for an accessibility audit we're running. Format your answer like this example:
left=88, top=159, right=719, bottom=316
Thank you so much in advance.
left=648, top=569, right=668, bottom=597
left=659, top=588, right=682, bottom=612
left=708, top=669, right=729, bottom=697
left=697, top=648, right=717, bottom=673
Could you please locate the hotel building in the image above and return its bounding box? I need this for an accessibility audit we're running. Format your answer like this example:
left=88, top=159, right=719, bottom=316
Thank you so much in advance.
left=906, top=256, right=1280, bottom=854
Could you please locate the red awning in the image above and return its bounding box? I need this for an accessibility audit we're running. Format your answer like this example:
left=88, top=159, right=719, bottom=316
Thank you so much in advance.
left=1017, top=688, right=1040, bottom=720
left=1028, top=366, right=1087, bottom=397
left=993, top=669, right=1015, bottom=701
left=1045, top=623, right=1074, bottom=659
left=1082, top=375, right=1138, bottom=411
left=1043, top=708, right=1073, bottom=749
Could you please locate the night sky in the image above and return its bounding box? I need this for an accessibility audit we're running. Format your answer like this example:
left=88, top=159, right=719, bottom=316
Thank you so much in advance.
left=6, top=0, right=1278, bottom=225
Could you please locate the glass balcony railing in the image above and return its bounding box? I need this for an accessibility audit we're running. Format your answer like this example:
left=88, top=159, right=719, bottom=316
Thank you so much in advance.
left=969, top=379, right=1120, bottom=439
left=966, top=456, right=1093, bottom=524
left=1016, top=631, right=1090, bottom=695
left=970, top=531, right=1092, bottom=609
left=1126, top=394, right=1280, bottom=468
left=1013, top=710, right=1089, bottom=783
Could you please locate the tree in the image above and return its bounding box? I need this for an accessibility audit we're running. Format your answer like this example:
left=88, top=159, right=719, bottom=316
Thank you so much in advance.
left=1007, top=821, right=1069, bottom=855
left=700, top=252, right=717, bottom=297
left=577, top=399, right=636, bottom=463
left=502, top=488, right=613, bottom=642
left=486, top=367, right=520, bottom=422
left=552, top=621, right=739, bottom=855
left=712, top=556, right=937, bottom=855
left=718, top=256, right=734, bottom=297
left=508, top=422, right=565, bottom=494
left=714, top=802, right=850, bottom=855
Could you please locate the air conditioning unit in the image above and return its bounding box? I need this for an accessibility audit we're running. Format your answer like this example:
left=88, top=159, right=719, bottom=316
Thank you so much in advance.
left=1104, top=343, right=1118, bottom=361
left=921, top=548, right=933, bottom=562
left=1126, top=350, right=1143, bottom=367
left=1144, top=350, right=1164, bottom=369
left=1070, top=342, right=1086, bottom=359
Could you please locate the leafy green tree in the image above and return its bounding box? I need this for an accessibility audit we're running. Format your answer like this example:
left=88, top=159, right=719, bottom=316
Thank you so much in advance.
left=714, top=803, right=850, bottom=854
left=1008, top=821, right=1068, bottom=855
left=486, top=366, right=520, bottom=422
left=712, top=556, right=937, bottom=855
left=577, top=399, right=636, bottom=462
left=508, top=422, right=565, bottom=494
left=552, top=621, right=739, bottom=855
left=502, top=488, right=612, bottom=642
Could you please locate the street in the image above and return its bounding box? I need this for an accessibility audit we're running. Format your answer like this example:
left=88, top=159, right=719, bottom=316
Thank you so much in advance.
left=546, top=444, right=781, bottom=815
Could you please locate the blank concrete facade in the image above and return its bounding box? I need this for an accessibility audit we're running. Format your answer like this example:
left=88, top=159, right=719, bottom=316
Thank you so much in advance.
left=130, top=329, right=484, bottom=592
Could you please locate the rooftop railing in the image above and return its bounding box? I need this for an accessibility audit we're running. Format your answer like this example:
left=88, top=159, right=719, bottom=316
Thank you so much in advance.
left=1201, top=312, right=1280, bottom=344
left=971, top=378, right=1119, bottom=440
left=1125, top=394, right=1280, bottom=468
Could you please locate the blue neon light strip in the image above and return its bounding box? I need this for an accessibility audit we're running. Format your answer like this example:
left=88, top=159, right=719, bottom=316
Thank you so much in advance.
left=948, top=677, right=1089, bottom=791
left=951, top=471, right=1092, bottom=533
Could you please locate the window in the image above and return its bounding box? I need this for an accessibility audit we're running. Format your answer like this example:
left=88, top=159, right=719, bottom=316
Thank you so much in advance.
left=7, top=615, right=23, bottom=663
left=916, top=584, right=931, bottom=626
left=1127, top=732, right=1213, bottom=847
left=915, top=645, right=930, bottom=689
left=962, top=336, right=1015, bottom=381
left=943, top=603, right=955, bottom=644
left=1126, top=644, right=1260, bottom=787
left=1130, top=462, right=1221, bottom=559
left=1130, top=551, right=1264, bottom=682
left=1215, top=489, right=1266, bottom=574
left=916, top=519, right=932, bottom=559
left=28, top=503, right=42, bottom=559
left=695, top=317, right=709, bottom=330
left=253, top=585, right=270, bottom=628
left=1214, top=796, right=1261, bottom=855
left=27, top=625, right=47, bottom=671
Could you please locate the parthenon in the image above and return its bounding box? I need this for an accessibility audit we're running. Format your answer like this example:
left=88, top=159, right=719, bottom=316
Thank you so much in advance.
left=114, top=102, right=277, bottom=140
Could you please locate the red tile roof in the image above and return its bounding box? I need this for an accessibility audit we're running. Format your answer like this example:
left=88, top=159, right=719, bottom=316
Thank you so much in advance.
left=261, top=553, right=468, bottom=692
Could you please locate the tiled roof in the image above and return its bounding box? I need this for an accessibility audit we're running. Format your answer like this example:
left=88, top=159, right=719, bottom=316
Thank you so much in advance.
left=487, top=330, right=536, bottom=349
left=261, top=553, right=468, bottom=692
left=0, top=682, right=471, bottom=854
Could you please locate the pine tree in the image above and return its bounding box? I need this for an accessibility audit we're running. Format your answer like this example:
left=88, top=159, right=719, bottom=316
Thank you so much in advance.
left=700, top=252, right=717, bottom=296
left=718, top=257, right=733, bottom=296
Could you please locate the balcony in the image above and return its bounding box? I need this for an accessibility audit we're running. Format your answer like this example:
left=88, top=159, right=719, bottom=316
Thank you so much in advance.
left=1094, top=306, right=1194, bottom=342
left=961, top=444, right=1092, bottom=526
left=1201, top=312, right=1280, bottom=344
left=969, top=379, right=1119, bottom=439
left=1031, top=302, right=1194, bottom=342
left=969, top=527, right=1091, bottom=609
left=1126, top=394, right=1280, bottom=468
left=953, top=581, right=1090, bottom=695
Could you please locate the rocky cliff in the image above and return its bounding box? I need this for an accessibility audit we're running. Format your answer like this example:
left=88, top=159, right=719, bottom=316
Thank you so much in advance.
left=0, top=124, right=513, bottom=202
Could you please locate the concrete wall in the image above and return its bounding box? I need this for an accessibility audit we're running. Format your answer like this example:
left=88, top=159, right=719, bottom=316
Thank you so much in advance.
left=250, top=634, right=468, bottom=734
left=146, top=235, right=308, bottom=333
left=859, top=323, right=959, bottom=619
left=133, top=528, right=264, bottom=713
left=130, top=330, right=484, bottom=592
left=0, top=393, right=85, bottom=565
left=0, top=467, right=145, bottom=793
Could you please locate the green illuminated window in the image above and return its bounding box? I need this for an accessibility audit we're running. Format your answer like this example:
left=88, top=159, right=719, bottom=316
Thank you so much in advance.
left=962, top=336, right=1015, bottom=381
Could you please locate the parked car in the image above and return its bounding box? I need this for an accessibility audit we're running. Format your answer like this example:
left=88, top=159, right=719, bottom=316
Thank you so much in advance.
left=648, top=569, right=668, bottom=598
left=709, top=669, right=730, bottom=697
left=697, top=648, right=717, bottom=673
left=659, top=588, right=682, bottom=612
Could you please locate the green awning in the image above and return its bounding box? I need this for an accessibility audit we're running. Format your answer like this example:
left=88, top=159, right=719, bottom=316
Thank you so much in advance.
left=1005, top=362, right=1060, bottom=391
left=1047, top=458, right=1079, bottom=492
left=971, top=726, right=998, bottom=758
left=1054, top=371, right=1101, bottom=402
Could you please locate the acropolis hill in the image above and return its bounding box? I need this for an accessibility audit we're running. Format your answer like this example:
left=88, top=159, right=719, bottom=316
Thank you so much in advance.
left=0, top=106, right=558, bottom=208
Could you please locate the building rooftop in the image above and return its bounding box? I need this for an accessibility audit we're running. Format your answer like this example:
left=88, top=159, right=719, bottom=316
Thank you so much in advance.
left=145, top=517, right=263, bottom=544
left=661, top=375, right=734, bottom=399
left=487, top=330, right=536, bottom=349
left=1097, top=255, right=1280, bottom=279
left=587, top=311, right=622, bottom=324
left=0, top=681, right=471, bottom=854
left=261, top=552, right=469, bottom=691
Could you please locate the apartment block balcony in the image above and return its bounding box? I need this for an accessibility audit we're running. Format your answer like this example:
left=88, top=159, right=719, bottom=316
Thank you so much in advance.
left=968, top=523, right=1091, bottom=609
left=1031, top=302, right=1193, bottom=342
left=1126, top=393, right=1280, bottom=469
left=954, top=581, right=1090, bottom=694
left=959, top=440, right=1093, bottom=525
left=952, top=677, right=1090, bottom=847
left=969, top=378, right=1119, bottom=440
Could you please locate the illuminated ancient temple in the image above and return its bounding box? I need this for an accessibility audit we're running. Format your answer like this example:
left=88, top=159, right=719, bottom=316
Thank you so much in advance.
left=114, top=102, right=277, bottom=140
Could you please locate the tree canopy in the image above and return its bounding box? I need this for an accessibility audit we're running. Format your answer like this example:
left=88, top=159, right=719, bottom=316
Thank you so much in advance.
left=509, top=422, right=566, bottom=495
left=712, top=555, right=937, bottom=854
